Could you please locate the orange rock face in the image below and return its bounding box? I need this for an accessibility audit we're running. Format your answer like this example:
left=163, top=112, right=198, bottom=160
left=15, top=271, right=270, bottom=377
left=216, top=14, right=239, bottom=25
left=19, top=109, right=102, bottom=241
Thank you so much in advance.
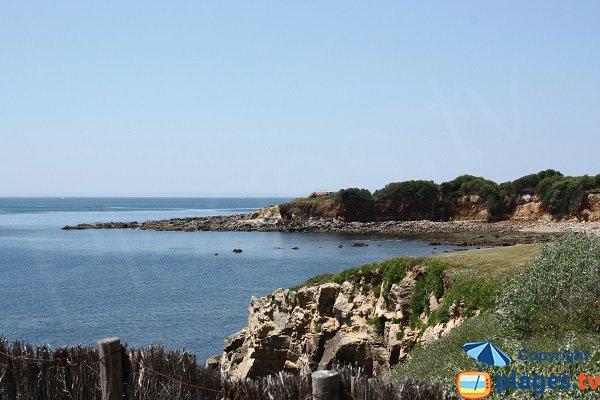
left=579, top=193, right=600, bottom=222
left=511, top=199, right=552, bottom=221
left=450, top=195, right=491, bottom=221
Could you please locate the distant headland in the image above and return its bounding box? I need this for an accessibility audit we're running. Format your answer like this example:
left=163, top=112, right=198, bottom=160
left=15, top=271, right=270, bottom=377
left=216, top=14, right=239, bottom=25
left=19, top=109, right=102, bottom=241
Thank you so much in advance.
left=63, top=170, right=600, bottom=245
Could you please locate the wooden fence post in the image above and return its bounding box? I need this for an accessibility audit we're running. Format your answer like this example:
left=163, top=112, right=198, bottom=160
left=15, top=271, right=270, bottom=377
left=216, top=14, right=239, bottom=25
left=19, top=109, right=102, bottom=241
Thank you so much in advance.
left=312, top=370, right=340, bottom=400
left=98, top=337, right=123, bottom=400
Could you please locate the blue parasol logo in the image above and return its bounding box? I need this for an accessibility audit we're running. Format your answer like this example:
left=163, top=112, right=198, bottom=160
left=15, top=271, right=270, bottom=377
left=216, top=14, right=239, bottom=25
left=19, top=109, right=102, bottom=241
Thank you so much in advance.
left=464, top=341, right=511, bottom=367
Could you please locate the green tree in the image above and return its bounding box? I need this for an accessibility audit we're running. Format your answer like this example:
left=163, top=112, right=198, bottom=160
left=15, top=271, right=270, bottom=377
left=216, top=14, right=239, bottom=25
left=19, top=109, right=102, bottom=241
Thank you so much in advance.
left=373, top=180, right=441, bottom=220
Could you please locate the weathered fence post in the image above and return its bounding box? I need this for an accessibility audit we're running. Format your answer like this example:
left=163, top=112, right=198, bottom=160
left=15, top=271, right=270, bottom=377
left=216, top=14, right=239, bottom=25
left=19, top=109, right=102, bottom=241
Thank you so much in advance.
left=312, top=370, right=340, bottom=400
left=98, top=337, right=123, bottom=400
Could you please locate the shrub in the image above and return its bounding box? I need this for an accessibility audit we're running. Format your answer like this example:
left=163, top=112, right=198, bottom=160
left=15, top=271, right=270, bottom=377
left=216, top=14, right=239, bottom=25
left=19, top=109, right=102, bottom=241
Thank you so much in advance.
left=410, top=261, right=446, bottom=326
left=333, top=188, right=375, bottom=221
left=373, top=180, right=441, bottom=220
left=374, top=180, right=440, bottom=204
left=498, top=233, right=600, bottom=337
left=440, top=175, right=507, bottom=219
left=334, top=188, right=372, bottom=203
left=441, top=175, right=498, bottom=201
left=429, top=271, right=497, bottom=325
left=289, top=257, right=413, bottom=295
left=367, top=317, right=385, bottom=336
left=380, top=258, right=409, bottom=294
left=509, top=173, right=542, bottom=196
left=539, top=177, right=584, bottom=216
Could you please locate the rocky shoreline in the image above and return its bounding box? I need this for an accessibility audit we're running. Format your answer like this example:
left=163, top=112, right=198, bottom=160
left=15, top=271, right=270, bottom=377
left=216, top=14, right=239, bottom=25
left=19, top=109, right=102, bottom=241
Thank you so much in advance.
left=62, top=205, right=600, bottom=246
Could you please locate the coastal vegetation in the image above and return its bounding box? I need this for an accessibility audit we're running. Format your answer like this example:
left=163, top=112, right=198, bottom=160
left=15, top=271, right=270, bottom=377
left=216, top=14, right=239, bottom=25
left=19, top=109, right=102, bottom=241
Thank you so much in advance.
left=278, top=233, right=600, bottom=398
left=394, top=233, right=600, bottom=399
left=432, top=244, right=540, bottom=276
left=289, top=257, right=416, bottom=294
left=280, top=169, right=600, bottom=221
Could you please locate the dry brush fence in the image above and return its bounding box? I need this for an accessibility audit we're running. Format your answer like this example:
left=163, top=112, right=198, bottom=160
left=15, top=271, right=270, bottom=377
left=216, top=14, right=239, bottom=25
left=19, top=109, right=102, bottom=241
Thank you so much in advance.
left=0, top=337, right=456, bottom=400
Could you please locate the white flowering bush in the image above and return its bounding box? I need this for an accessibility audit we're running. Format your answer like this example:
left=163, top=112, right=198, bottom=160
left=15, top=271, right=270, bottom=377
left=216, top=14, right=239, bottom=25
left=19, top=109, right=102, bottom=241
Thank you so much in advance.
left=497, top=232, right=600, bottom=337
left=394, top=233, right=600, bottom=399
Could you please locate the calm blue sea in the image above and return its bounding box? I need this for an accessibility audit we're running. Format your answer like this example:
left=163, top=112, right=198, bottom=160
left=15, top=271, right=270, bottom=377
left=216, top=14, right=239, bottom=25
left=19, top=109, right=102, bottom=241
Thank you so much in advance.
left=0, top=198, right=469, bottom=361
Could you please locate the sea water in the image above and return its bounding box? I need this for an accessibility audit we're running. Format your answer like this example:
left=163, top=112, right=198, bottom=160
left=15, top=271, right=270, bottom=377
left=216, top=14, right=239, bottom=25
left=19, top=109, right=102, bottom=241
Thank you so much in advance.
left=0, top=198, right=469, bottom=361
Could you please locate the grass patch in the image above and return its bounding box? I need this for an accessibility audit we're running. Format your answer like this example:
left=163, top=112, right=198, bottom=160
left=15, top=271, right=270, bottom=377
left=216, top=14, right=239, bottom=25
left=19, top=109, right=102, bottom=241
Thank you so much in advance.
left=410, top=260, right=446, bottom=326
left=314, top=322, right=323, bottom=333
left=290, top=244, right=540, bottom=292
left=429, top=272, right=497, bottom=325
left=289, top=257, right=417, bottom=293
left=432, top=243, right=540, bottom=277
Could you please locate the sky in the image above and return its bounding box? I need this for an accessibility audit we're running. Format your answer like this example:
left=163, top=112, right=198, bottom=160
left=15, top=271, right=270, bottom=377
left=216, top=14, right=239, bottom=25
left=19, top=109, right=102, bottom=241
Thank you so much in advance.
left=1, top=1, right=599, bottom=197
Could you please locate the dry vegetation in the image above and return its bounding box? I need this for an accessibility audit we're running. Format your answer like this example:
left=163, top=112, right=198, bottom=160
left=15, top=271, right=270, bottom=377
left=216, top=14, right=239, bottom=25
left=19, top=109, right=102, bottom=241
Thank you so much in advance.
left=0, top=338, right=455, bottom=400
left=432, top=243, right=540, bottom=276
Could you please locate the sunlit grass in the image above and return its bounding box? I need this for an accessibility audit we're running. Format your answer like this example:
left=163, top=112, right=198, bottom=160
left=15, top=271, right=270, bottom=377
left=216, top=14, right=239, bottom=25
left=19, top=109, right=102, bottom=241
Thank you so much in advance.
left=432, top=244, right=540, bottom=276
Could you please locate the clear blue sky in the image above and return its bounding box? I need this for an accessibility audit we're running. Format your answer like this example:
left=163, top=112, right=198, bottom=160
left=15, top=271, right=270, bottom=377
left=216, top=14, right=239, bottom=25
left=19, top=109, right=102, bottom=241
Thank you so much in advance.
left=1, top=1, right=598, bottom=196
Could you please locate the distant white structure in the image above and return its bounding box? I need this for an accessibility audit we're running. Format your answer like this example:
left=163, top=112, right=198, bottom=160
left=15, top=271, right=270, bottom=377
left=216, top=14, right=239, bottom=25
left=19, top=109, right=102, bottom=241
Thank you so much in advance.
left=311, top=191, right=334, bottom=198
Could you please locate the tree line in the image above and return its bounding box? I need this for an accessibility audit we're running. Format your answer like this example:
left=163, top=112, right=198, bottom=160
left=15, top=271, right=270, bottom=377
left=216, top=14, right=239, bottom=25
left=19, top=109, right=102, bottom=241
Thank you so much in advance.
left=332, top=170, right=600, bottom=221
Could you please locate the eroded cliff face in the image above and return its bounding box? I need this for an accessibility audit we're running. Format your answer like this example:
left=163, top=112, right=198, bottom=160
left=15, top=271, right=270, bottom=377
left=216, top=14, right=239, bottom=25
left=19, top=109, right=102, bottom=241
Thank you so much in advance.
left=448, top=195, right=491, bottom=221
left=276, top=192, right=600, bottom=223
left=579, top=193, right=600, bottom=222
left=219, top=264, right=464, bottom=379
left=510, top=195, right=552, bottom=221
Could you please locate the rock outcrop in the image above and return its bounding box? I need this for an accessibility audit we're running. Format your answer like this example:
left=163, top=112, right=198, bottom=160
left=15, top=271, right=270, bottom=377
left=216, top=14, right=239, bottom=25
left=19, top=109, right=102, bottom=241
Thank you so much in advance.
left=579, top=193, right=600, bottom=222
left=449, top=195, right=491, bottom=221
left=219, top=264, right=465, bottom=379
left=510, top=195, right=552, bottom=221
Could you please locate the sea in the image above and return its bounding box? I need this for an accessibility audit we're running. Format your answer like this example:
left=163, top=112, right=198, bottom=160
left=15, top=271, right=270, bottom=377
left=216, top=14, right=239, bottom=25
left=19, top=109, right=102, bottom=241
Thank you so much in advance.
left=0, top=198, right=471, bottom=361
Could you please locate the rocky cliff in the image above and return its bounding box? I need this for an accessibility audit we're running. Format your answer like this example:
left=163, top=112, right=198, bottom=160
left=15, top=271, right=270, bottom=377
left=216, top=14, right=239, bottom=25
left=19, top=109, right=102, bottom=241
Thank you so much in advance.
left=277, top=192, right=600, bottom=223
left=510, top=195, right=552, bottom=221
left=219, top=261, right=467, bottom=379
left=579, top=193, right=600, bottom=221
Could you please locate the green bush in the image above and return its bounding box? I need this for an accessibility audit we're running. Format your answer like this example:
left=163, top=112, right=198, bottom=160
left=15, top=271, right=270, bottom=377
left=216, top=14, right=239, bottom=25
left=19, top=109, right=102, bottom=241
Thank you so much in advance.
left=380, top=258, right=409, bottom=294
left=289, top=257, right=413, bottom=294
left=429, top=271, right=497, bottom=325
left=374, top=180, right=440, bottom=205
left=440, top=175, right=507, bottom=219
left=508, top=169, right=563, bottom=196
left=334, top=188, right=372, bottom=203
left=373, top=180, right=441, bottom=220
left=367, top=317, right=385, bottom=336
left=410, top=261, right=446, bottom=326
left=498, top=233, right=600, bottom=337
left=539, top=177, right=584, bottom=215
